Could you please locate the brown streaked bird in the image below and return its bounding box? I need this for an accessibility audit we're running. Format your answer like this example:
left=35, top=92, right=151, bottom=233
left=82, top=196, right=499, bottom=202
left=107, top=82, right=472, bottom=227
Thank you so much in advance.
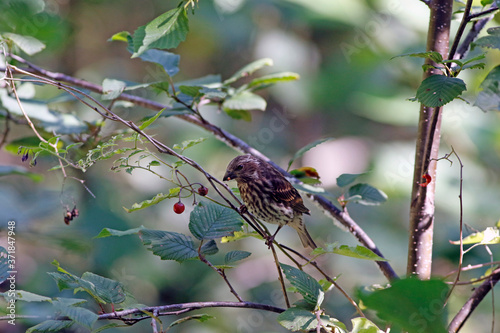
left=223, top=154, right=317, bottom=249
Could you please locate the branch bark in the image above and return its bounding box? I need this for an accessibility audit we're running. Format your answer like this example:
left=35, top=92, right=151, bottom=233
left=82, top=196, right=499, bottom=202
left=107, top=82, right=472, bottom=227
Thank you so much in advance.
left=448, top=266, right=500, bottom=332
left=407, top=0, right=453, bottom=278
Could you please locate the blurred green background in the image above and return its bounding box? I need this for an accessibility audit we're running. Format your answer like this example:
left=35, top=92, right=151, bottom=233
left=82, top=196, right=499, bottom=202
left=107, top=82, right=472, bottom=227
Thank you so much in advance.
left=1, top=0, right=500, bottom=332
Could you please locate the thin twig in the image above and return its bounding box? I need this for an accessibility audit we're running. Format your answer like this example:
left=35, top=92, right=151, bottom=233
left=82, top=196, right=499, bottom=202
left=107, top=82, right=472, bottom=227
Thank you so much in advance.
left=448, top=0, right=474, bottom=60
left=1, top=52, right=398, bottom=281
left=281, top=244, right=365, bottom=318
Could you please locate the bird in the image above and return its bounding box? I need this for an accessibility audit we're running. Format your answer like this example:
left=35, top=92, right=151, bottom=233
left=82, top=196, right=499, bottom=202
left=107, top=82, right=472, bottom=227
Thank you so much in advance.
left=223, top=154, right=317, bottom=249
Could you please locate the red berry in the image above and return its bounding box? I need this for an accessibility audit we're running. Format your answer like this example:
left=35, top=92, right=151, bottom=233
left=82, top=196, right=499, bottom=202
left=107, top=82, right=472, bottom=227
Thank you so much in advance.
left=173, top=202, right=185, bottom=214
left=198, top=185, right=208, bottom=196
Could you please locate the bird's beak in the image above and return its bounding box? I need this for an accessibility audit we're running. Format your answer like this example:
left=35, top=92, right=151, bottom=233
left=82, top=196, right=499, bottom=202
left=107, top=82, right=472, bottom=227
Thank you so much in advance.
left=223, top=171, right=234, bottom=181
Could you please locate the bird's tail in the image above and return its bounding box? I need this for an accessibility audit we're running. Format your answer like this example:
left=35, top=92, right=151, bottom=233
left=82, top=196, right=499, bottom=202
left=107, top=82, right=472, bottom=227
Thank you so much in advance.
left=294, top=221, right=317, bottom=249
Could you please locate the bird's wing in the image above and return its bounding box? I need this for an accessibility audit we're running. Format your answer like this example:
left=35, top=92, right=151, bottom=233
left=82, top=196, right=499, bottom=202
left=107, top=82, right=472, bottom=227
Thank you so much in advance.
left=271, top=177, right=310, bottom=215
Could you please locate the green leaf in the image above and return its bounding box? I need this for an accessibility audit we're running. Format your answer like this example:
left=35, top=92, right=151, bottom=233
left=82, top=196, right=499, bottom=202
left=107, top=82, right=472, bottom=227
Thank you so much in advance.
left=139, top=229, right=198, bottom=262
left=280, top=263, right=322, bottom=306
left=123, top=188, right=181, bottom=213
left=359, top=278, right=448, bottom=333
left=224, top=109, right=252, bottom=121
left=345, top=183, right=387, bottom=205
left=0, top=165, right=43, bottom=182
left=168, top=314, right=215, bottom=329
left=350, top=317, right=385, bottom=333
left=246, top=72, right=300, bottom=91
left=173, top=137, right=207, bottom=151
left=200, top=240, right=219, bottom=256
left=223, top=58, right=274, bottom=85
left=94, top=226, right=145, bottom=239
left=277, top=307, right=345, bottom=332
left=292, top=183, right=327, bottom=196
left=139, top=108, right=164, bottom=130
left=81, top=272, right=126, bottom=304
left=475, top=65, right=500, bottom=112
left=109, top=31, right=130, bottom=42
left=179, top=85, right=202, bottom=97
left=450, top=227, right=500, bottom=245
left=3, top=32, right=45, bottom=55
left=416, top=75, right=466, bottom=107
left=336, top=173, right=364, bottom=187
left=26, top=320, right=74, bottom=333
left=102, top=78, right=126, bottom=100
left=392, top=51, right=443, bottom=64
left=315, top=244, right=387, bottom=261
left=6, top=290, right=52, bottom=302
left=0, top=247, right=8, bottom=285
left=132, top=7, right=189, bottom=57
left=189, top=201, right=243, bottom=240
left=224, top=250, right=251, bottom=264
left=137, top=49, right=180, bottom=76
left=288, top=138, right=333, bottom=170
left=222, top=91, right=267, bottom=112
left=53, top=299, right=98, bottom=329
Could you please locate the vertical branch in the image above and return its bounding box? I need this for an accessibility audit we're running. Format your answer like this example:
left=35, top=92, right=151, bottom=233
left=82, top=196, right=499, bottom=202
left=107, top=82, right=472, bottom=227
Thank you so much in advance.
left=407, top=0, right=453, bottom=278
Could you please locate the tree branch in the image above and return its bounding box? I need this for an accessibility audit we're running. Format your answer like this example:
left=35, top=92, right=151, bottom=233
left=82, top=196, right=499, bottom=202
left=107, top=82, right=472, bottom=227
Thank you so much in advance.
left=1, top=55, right=398, bottom=282
left=0, top=301, right=285, bottom=324
left=448, top=266, right=500, bottom=332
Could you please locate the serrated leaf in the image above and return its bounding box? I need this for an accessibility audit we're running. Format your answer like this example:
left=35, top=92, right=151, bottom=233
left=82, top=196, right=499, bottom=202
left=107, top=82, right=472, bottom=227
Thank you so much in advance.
left=336, top=173, right=364, bottom=187
left=224, top=250, right=251, bottom=264
left=123, top=188, right=181, bottom=212
left=0, top=165, right=43, bottom=182
left=450, top=227, right=500, bottom=245
left=81, top=272, right=126, bottom=304
left=223, top=58, right=274, bottom=85
left=26, top=320, right=74, bottom=333
left=345, top=183, right=387, bottom=205
left=288, top=138, right=333, bottom=170
left=222, top=91, right=266, bottom=112
left=8, top=290, right=52, bottom=302
left=416, top=75, right=466, bottom=107
left=137, top=49, right=180, bottom=76
left=173, top=137, right=207, bottom=151
left=179, top=85, right=202, bottom=97
left=277, top=307, right=342, bottom=332
left=330, top=244, right=387, bottom=261
left=102, top=78, right=126, bottom=100
left=359, top=278, right=448, bottom=333
left=169, top=314, right=215, bottom=329
left=189, top=201, right=243, bottom=240
left=139, top=108, right=164, bottom=130
left=224, top=109, right=252, bottom=121
left=3, top=33, right=45, bottom=55
left=200, top=240, right=219, bottom=256
left=280, top=263, right=321, bottom=306
left=246, top=72, right=300, bottom=91
left=392, top=51, right=443, bottom=63
left=132, top=7, right=189, bottom=57
left=475, top=65, right=500, bottom=112
left=53, top=299, right=98, bottom=329
left=139, top=229, right=198, bottom=262
left=94, top=226, right=145, bottom=239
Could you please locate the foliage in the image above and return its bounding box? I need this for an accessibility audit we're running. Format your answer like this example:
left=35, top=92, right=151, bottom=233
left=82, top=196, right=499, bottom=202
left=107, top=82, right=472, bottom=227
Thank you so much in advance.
left=1, top=0, right=500, bottom=332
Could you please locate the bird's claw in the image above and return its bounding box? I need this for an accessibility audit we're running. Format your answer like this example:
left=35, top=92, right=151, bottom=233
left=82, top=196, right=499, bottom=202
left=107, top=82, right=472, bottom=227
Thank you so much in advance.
left=238, top=204, right=248, bottom=215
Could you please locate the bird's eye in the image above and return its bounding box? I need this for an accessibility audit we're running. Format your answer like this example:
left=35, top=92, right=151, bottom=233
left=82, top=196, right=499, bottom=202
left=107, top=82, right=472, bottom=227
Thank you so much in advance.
left=235, top=164, right=243, bottom=171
